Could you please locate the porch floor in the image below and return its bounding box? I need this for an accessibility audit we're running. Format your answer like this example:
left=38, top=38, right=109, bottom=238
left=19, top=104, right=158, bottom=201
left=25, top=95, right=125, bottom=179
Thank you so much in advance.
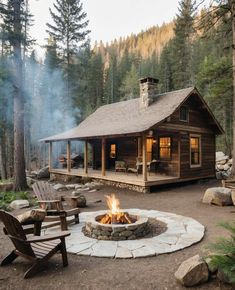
left=50, top=168, right=179, bottom=187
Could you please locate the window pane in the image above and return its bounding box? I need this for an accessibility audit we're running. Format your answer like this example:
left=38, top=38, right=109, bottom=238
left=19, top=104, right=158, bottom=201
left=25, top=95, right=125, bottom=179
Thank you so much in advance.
left=180, top=106, right=188, bottom=121
left=159, top=137, right=171, bottom=160
left=190, top=137, right=200, bottom=165
left=110, top=144, right=116, bottom=158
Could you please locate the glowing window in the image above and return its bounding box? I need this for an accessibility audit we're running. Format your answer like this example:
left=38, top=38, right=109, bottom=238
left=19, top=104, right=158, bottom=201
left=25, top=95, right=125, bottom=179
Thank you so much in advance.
left=190, top=136, right=200, bottom=166
left=110, top=144, right=116, bottom=159
left=159, top=137, right=171, bottom=160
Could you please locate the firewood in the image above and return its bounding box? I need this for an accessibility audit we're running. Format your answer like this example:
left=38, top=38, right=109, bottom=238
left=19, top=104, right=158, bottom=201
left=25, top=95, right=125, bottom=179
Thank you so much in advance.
left=17, top=209, right=46, bottom=224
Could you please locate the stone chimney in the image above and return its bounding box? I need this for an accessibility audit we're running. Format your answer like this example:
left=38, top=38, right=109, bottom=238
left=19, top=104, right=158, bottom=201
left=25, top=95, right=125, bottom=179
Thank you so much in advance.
left=139, top=77, right=159, bottom=109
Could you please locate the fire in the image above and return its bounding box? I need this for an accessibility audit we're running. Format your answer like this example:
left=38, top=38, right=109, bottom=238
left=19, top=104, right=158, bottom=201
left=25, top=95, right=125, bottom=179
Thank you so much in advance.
left=99, top=194, right=136, bottom=224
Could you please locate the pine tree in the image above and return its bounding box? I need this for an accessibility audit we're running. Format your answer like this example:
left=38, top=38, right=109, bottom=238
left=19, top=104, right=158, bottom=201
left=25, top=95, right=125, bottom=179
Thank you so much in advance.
left=46, top=0, right=90, bottom=102
left=207, top=222, right=235, bottom=284
left=171, top=0, right=197, bottom=89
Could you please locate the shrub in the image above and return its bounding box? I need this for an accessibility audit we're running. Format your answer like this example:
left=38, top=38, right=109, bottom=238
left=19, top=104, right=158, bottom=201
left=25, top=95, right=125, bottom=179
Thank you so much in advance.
left=207, top=222, right=235, bottom=284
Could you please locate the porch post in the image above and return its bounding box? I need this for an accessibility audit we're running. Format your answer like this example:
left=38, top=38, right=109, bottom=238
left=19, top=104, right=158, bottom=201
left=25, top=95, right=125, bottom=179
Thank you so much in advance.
left=137, top=137, right=142, bottom=157
left=142, top=133, right=147, bottom=181
left=49, top=142, right=52, bottom=171
left=67, top=140, right=71, bottom=173
left=84, top=140, right=88, bottom=174
left=101, top=138, right=106, bottom=176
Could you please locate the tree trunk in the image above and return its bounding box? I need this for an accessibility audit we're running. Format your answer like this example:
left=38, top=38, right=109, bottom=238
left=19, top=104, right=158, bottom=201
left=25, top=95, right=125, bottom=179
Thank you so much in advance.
left=12, top=0, right=27, bottom=190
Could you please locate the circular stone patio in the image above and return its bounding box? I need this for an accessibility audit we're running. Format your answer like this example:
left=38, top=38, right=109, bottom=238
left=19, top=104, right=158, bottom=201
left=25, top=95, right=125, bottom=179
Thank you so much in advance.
left=46, top=209, right=205, bottom=258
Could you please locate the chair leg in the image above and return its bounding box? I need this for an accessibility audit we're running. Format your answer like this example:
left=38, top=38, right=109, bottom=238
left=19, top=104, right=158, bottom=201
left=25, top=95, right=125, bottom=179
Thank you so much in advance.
left=24, top=260, right=44, bottom=279
left=60, top=238, right=68, bottom=267
left=1, top=250, right=18, bottom=266
left=60, top=216, right=68, bottom=231
left=74, top=213, right=79, bottom=224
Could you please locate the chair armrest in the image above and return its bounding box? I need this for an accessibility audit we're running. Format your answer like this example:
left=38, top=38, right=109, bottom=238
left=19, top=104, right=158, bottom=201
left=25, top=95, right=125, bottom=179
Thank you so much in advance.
left=26, top=231, right=71, bottom=243
left=38, top=200, right=61, bottom=204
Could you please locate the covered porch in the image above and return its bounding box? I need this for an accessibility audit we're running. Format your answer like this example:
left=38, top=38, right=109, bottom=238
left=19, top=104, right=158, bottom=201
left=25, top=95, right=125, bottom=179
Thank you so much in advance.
left=49, top=167, right=179, bottom=187
left=46, top=130, right=181, bottom=188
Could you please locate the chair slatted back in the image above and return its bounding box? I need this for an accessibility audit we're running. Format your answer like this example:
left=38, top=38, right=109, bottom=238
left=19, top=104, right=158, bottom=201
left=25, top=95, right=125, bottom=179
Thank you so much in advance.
left=0, top=210, right=35, bottom=258
left=32, top=181, right=63, bottom=210
left=32, top=181, right=56, bottom=201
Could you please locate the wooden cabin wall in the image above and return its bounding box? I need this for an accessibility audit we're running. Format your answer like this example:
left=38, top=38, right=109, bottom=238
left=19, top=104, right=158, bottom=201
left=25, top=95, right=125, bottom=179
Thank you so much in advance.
left=180, top=133, right=215, bottom=179
left=91, top=138, right=137, bottom=170
left=154, top=132, right=179, bottom=177
left=113, top=138, right=137, bottom=168
left=169, top=94, right=212, bottom=128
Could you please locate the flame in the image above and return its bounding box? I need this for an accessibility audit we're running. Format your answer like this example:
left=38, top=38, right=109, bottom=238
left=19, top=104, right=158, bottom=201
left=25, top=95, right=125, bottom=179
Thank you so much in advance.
left=105, top=193, right=121, bottom=215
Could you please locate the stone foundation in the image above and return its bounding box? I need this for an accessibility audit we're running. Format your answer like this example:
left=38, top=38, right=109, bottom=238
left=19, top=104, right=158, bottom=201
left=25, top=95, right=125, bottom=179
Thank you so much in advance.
left=83, top=214, right=149, bottom=241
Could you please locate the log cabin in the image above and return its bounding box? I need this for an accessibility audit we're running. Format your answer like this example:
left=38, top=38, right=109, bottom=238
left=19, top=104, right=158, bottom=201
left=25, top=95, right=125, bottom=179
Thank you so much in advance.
left=41, top=77, right=223, bottom=192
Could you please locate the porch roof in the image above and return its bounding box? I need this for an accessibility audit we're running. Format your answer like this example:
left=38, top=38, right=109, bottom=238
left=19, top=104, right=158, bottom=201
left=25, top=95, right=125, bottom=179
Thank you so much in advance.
left=41, top=87, right=223, bottom=142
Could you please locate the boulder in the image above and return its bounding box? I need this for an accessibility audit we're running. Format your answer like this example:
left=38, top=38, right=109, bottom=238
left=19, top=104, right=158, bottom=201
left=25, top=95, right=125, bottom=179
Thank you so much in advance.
left=231, top=190, right=235, bottom=206
left=26, top=177, right=35, bottom=188
left=10, top=200, right=29, bottom=210
left=202, top=187, right=233, bottom=206
left=216, top=171, right=223, bottom=180
left=72, top=188, right=85, bottom=196
left=37, top=166, right=50, bottom=179
left=66, top=184, right=78, bottom=190
left=75, top=195, right=86, bottom=207
left=216, top=151, right=229, bottom=163
left=53, top=183, right=68, bottom=191
left=175, top=255, right=209, bottom=287
left=84, top=181, right=102, bottom=189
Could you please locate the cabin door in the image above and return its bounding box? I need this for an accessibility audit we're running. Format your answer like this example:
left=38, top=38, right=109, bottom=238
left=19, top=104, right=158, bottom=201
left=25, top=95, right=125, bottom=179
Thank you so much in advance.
left=107, top=142, right=117, bottom=169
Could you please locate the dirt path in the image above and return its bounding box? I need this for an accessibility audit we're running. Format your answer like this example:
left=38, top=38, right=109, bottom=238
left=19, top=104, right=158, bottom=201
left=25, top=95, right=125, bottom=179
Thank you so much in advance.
left=0, top=180, right=234, bottom=290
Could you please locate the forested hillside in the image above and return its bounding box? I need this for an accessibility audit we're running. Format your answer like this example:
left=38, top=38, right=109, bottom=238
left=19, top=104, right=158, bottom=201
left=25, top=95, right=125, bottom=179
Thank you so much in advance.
left=0, top=0, right=233, bottom=185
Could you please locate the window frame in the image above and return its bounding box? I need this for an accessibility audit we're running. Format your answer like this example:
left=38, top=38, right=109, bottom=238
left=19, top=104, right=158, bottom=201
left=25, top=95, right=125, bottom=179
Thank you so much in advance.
left=190, top=134, right=201, bottom=168
left=158, top=136, right=172, bottom=161
left=179, top=106, right=189, bottom=122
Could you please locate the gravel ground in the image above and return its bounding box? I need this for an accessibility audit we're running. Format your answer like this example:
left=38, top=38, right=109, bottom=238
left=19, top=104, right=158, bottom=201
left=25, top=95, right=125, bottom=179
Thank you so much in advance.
left=0, top=179, right=234, bottom=290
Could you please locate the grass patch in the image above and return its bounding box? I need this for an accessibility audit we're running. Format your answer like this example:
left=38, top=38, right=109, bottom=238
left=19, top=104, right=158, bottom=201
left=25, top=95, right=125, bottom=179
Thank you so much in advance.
left=0, top=191, right=35, bottom=211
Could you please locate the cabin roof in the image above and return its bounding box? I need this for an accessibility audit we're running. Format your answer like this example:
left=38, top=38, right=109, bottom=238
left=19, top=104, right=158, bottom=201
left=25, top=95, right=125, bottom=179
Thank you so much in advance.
left=41, top=87, right=223, bottom=142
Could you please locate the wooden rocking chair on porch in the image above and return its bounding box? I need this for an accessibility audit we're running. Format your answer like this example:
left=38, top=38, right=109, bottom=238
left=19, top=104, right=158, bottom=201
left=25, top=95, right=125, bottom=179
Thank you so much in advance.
left=32, top=181, right=80, bottom=231
left=0, top=210, right=70, bottom=279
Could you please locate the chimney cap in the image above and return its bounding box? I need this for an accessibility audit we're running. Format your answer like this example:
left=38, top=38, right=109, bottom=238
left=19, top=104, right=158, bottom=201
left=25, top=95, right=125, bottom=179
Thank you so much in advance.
left=139, top=77, right=159, bottom=84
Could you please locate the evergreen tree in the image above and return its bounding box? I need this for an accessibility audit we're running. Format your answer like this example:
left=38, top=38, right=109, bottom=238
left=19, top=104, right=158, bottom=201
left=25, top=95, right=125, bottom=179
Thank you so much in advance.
left=120, top=63, right=139, bottom=100
left=46, top=0, right=90, bottom=101
left=171, top=0, right=197, bottom=89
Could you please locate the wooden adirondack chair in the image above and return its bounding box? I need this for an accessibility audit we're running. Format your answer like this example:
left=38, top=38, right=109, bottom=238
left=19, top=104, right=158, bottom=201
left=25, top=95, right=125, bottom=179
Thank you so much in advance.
left=32, top=181, right=80, bottom=231
left=0, top=210, right=70, bottom=279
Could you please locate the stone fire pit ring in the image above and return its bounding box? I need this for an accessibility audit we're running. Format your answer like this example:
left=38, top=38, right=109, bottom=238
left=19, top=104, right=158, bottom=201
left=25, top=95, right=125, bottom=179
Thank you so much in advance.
left=45, top=209, right=205, bottom=259
left=83, top=214, right=149, bottom=240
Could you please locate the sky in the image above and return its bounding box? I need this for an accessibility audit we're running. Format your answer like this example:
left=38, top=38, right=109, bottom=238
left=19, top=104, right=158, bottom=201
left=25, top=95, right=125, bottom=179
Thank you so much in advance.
left=30, top=0, right=180, bottom=51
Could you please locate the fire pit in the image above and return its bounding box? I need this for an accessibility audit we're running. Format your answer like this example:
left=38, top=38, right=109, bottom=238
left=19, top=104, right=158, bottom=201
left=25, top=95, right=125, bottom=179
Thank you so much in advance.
left=83, top=194, right=150, bottom=240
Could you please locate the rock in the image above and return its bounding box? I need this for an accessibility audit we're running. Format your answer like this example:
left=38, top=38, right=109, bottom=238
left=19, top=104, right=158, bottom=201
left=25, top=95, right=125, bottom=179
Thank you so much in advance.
left=72, top=188, right=85, bottom=196
left=228, top=158, right=233, bottom=165
left=26, top=177, right=35, bottom=188
left=223, top=164, right=231, bottom=171
left=89, top=189, right=97, bottom=193
left=231, top=190, right=235, bottom=206
left=53, top=183, right=68, bottom=191
left=174, top=255, right=209, bottom=287
left=216, top=151, right=229, bottom=163
left=37, top=166, right=50, bottom=179
left=202, top=187, right=233, bottom=206
left=217, top=164, right=225, bottom=171
left=66, top=184, right=78, bottom=190
left=75, top=195, right=86, bottom=207
left=84, top=181, right=102, bottom=189
left=216, top=171, right=223, bottom=180
left=74, top=184, right=84, bottom=189
left=10, top=200, right=29, bottom=209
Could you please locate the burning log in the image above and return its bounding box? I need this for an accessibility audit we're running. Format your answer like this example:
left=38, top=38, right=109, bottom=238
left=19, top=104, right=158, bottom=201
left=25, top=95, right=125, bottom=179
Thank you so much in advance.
left=99, top=194, right=137, bottom=225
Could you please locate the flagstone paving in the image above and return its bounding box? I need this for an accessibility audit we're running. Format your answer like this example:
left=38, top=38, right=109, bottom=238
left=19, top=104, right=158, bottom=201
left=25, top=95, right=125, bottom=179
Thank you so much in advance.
left=46, top=209, right=205, bottom=258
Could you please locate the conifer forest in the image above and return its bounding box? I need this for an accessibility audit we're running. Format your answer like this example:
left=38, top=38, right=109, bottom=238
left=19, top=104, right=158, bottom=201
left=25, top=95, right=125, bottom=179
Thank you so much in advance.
left=0, top=0, right=234, bottom=189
